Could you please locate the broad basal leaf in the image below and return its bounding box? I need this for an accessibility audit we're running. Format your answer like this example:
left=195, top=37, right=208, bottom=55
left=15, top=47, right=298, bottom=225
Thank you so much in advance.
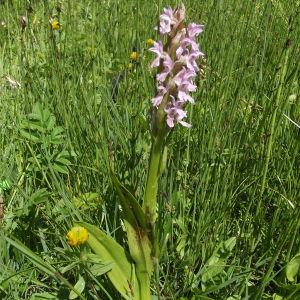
left=286, top=253, right=300, bottom=282
left=77, top=222, right=139, bottom=299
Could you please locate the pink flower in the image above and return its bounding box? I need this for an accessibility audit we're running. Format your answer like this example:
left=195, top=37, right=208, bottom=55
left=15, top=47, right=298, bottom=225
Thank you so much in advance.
left=157, top=54, right=174, bottom=82
left=149, top=41, right=164, bottom=68
left=164, top=98, right=191, bottom=128
left=176, top=49, right=199, bottom=72
left=174, top=68, right=197, bottom=103
left=177, top=37, right=203, bottom=57
left=187, top=23, right=204, bottom=39
left=158, top=7, right=176, bottom=34
left=151, top=85, right=167, bottom=107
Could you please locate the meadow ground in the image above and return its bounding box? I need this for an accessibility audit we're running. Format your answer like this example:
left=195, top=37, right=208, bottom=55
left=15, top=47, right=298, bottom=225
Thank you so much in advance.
left=0, top=0, right=299, bottom=299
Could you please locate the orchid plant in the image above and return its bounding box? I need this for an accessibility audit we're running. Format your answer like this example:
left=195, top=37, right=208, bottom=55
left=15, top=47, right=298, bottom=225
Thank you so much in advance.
left=75, top=4, right=205, bottom=299
left=6, top=4, right=204, bottom=300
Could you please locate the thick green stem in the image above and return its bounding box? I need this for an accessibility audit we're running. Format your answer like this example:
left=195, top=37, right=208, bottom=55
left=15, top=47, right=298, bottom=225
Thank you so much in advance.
left=143, top=135, right=164, bottom=225
left=138, top=271, right=151, bottom=300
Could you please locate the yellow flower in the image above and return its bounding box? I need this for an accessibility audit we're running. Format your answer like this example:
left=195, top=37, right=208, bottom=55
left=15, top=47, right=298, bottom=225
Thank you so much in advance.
left=50, top=19, right=60, bottom=30
left=130, top=51, right=138, bottom=61
left=128, top=63, right=133, bottom=70
left=66, top=226, right=89, bottom=246
left=146, top=38, right=154, bottom=46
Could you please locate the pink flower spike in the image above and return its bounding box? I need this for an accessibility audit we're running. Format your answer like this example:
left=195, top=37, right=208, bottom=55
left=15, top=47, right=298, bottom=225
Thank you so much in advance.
left=150, top=5, right=205, bottom=128
left=149, top=41, right=164, bottom=68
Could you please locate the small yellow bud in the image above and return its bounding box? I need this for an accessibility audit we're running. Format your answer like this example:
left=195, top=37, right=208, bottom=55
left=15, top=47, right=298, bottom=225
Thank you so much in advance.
left=130, top=51, right=138, bottom=61
left=66, top=226, right=89, bottom=246
left=146, top=38, right=154, bottom=46
left=128, top=63, right=133, bottom=70
left=50, top=19, right=60, bottom=30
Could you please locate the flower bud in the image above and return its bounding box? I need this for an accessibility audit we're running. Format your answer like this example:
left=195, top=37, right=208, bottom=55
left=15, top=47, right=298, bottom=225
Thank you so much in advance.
left=21, top=16, right=26, bottom=32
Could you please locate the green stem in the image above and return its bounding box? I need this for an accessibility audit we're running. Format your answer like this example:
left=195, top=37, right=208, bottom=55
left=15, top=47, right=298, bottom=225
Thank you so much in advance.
left=138, top=271, right=151, bottom=300
left=143, top=135, right=164, bottom=225
left=257, top=44, right=291, bottom=215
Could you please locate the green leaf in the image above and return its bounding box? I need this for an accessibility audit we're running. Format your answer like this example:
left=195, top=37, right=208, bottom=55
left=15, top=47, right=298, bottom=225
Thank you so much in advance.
left=89, top=261, right=113, bottom=277
left=60, top=261, right=79, bottom=274
left=224, top=237, right=236, bottom=252
left=5, top=236, right=57, bottom=276
left=55, top=156, right=72, bottom=165
left=158, top=146, right=168, bottom=176
left=28, top=188, right=50, bottom=207
left=272, top=294, right=283, bottom=300
left=84, top=253, right=113, bottom=276
left=30, top=292, right=57, bottom=300
left=110, top=171, right=153, bottom=277
left=193, top=296, right=215, bottom=300
left=110, top=171, right=147, bottom=230
left=20, top=129, right=40, bottom=143
left=53, top=163, right=69, bottom=174
left=69, top=276, right=85, bottom=299
left=286, top=254, right=300, bottom=282
left=201, top=256, right=227, bottom=283
left=200, top=237, right=236, bottom=283
left=72, top=192, right=102, bottom=209
left=21, top=120, right=46, bottom=133
left=77, top=222, right=139, bottom=299
left=5, top=236, right=85, bottom=300
left=0, top=179, right=12, bottom=191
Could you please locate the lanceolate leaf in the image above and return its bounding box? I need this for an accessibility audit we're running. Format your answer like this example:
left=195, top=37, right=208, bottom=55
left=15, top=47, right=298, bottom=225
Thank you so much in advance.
left=124, top=219, right=153, bottom=293
left=77, top=222, right=139, bottom=299
left=200, top=237, right=237, bottom=283
left=110, top=170, right=147, bottom=230
left=107, top=160, right=154, bottom=297
left=69, top=276, right=85, bottom=300
left=109, top=171, right=153, bottom=275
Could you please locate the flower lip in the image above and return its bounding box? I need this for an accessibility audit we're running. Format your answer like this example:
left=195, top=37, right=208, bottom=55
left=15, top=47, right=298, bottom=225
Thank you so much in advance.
left=149, top=41, right=164, bottom=68
left=187, top=23, right=204, bottom=39
left=156, top=54, right=174, bottom=83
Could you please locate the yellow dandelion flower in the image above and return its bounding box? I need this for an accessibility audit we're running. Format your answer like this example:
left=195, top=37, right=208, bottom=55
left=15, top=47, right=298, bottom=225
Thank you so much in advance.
left=130, top=51, right=138, bottom=61
left=66, top=226, right=89, bottom=246
left=146, top=38, right=154, bottom=46
left=50, top=19, right=60, bottom=30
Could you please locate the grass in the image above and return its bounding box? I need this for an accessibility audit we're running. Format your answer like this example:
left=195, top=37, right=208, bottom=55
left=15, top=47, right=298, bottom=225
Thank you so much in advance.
left=0, top=0, right=299, bottom=299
